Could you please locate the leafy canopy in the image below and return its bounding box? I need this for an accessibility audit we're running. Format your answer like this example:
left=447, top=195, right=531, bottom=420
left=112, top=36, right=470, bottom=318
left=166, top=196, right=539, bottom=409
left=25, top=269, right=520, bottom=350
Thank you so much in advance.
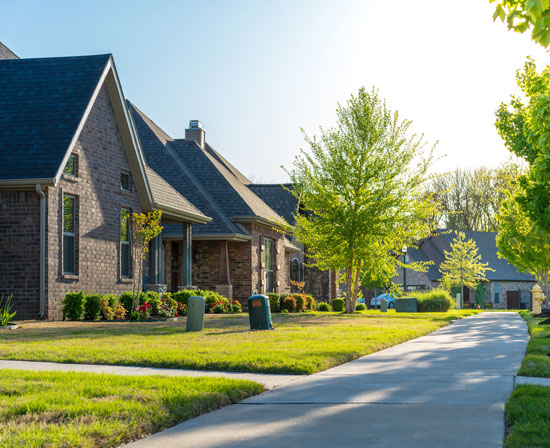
left=491, top=0, right=550, bottom=46
left=287, top=87, right=438, bottom=312
left=439, top=232, right=494, bottom=292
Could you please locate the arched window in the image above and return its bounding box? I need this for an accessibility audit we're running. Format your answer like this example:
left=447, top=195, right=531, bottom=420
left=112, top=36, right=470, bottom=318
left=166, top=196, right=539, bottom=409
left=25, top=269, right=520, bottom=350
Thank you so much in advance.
left=291, top=258, right=301, bottom=283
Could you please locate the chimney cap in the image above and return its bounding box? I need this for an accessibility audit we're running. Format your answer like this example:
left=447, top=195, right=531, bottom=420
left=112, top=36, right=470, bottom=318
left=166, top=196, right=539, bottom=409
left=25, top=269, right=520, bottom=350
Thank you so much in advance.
left=189, top=120, right=202, bottom=130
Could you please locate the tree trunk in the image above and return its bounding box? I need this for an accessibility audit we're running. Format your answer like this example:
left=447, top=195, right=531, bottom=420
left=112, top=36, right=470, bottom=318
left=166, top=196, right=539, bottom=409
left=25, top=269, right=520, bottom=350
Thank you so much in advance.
left=345, top=267, right=353, bottom=313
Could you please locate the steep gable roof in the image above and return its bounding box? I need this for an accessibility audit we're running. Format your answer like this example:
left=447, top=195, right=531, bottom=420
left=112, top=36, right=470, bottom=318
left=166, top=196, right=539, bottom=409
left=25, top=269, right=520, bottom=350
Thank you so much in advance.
left=128, top=101, right=285, bottom=239
left=409, top=230, right=535, bottom=282
left=0, top=42, right=18, bottom=60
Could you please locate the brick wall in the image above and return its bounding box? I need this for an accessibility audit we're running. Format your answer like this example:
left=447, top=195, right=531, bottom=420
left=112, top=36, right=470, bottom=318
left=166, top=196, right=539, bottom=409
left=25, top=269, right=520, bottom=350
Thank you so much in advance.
left=0, top=190, right=41, bottom=319
left=489, top=281, right=535, bottom=310
left=46, top=84, right=143, bottom=319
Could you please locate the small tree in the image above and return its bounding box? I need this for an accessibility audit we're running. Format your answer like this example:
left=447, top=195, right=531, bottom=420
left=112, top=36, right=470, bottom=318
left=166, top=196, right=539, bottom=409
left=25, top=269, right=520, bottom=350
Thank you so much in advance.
left=131, top=210, right=163, bottom=313
left=286, top=87, right=438, bottom=313
left=497, top=191, right=550, bottom=301
left=439, top=232, right=494, bottom=305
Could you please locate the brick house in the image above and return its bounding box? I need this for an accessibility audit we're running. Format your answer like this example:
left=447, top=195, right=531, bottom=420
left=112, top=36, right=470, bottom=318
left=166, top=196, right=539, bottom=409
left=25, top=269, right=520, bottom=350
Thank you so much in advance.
left=0, top=47, right=209, bottom=320
left=393, top=230, right=536, bottom=309
left=128, top=103, right=303, bottom=303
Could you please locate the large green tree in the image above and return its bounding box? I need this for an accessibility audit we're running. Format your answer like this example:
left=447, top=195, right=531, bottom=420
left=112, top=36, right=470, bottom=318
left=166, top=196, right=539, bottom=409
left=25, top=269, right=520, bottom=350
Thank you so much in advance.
left=439, top=232, right=494, bottom=305
left=492, top=0, right=550, bottom=46
left=287, top=87, right=438, bottom=313
left=495, top=60, right=550, bottom=233
left=497, top=191, right=550, bottom=300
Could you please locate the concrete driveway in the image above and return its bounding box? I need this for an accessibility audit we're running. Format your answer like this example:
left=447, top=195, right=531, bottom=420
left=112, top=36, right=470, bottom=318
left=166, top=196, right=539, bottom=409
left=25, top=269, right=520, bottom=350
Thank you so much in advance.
left=125, top=312, right=528, bottom=448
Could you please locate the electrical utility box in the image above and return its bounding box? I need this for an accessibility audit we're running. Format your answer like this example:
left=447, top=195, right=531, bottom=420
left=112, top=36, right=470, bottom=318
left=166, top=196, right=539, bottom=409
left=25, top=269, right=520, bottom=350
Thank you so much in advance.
left=186, top=296, right=205, bottom=331
left=247, top=294, right=273, bottom=330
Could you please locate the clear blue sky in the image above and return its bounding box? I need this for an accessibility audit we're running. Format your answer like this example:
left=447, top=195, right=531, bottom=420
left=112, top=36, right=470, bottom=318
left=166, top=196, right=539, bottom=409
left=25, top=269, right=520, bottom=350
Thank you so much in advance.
left=3, top=0, right=549, bottom=182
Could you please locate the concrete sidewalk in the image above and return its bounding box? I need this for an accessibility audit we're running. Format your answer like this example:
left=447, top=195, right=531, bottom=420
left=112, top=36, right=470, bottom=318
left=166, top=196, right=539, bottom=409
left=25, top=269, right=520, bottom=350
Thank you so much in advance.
left=0, top=360, right=301, bottom=390
left=125, top=312, right=528, bottom=448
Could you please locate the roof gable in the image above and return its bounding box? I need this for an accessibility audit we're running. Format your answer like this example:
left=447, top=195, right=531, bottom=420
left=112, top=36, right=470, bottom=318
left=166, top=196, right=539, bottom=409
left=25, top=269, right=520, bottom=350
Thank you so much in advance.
left=0, top=42, right=18, bottom=60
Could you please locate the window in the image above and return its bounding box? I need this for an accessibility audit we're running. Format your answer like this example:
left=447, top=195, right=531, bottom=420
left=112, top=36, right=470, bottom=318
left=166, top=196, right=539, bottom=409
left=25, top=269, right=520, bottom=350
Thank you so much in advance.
left=63, top=195, right=76, bottom=274
left=120, top=172, right=130, bottom=192
left=290, top=258, right=301, bottom=283
left=121, top=208, right=131, bottom=278
left=64, top=154, right=77, bottom=176
left=494, top=282, right=499, bottom=304
left=264, top=238, right=274, bottom=293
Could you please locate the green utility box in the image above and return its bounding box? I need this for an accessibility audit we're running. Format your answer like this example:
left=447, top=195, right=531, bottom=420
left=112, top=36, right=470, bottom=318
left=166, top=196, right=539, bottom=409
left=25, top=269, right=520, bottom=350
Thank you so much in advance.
left=248, top=294, right=273, bottom=330
left=380, top=299, right=388, bottom=312
left=186, top=296, right=205, bottom=331
left=395, top=297, right=418, bottom=313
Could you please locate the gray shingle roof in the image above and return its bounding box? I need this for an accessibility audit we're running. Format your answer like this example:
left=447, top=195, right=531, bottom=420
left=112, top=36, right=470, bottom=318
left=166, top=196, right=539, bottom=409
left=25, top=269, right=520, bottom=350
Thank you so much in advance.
left=410, top=230, right=535, bottom=282
left=0, top=42, right=18, bottom=60
left=248, top=184, right=298, bottom=225
left=128, top=101, right=285, bottom=238
left=144, top=165, right=208, bottom=222
left=0, top=54, right=110, bottom=181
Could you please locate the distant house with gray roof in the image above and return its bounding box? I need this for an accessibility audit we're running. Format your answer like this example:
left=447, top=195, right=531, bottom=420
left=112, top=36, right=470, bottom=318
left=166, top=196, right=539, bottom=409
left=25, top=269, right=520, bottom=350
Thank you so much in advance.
left=0, top=44, right=209, bottom=319
left=394, top=230, right=535, bottom=309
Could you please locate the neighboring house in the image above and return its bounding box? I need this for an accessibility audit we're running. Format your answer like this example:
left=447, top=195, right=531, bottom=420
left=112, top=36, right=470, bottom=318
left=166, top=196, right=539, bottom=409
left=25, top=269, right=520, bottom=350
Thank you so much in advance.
left=248, top=183, right=337, bottom=301
left=128, top=104, right=300, bottom=302
left=0, top=48, right=209, bottom=320
left=393, top=230, right=535, bottom=309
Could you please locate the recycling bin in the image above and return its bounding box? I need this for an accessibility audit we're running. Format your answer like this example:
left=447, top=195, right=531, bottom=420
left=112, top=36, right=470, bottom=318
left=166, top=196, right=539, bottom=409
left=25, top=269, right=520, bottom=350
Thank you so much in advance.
left=380, top=299, right=388, bottom=312
left=395, top=297, right=418, bottom=313
left=186, top=296, right=205, bottom=331
left=248, top=294, right=273, bottom=330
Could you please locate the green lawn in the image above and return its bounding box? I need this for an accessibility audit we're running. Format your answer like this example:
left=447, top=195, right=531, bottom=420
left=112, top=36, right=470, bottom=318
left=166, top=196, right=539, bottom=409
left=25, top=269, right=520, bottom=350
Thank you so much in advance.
left=505, top=385, right=550, bottom=448
left=517, top=311, right=550, bottom=378
left=1, top=310, right=479, bottom=375
left=0, top=369, right=263, bottom=448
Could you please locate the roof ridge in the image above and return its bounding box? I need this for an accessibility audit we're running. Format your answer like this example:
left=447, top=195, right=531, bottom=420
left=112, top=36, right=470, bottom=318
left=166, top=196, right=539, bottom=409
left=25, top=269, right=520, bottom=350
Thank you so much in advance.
left=127, top=101, right=174, bottom=146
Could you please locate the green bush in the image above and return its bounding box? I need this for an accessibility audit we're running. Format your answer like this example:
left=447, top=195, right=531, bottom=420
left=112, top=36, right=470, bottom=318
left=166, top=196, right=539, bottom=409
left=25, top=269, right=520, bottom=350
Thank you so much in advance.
left=100, top=295, right=115, bottom=320
left=305, top=295, right=316, bottom=311
left=318, top=302, right=331, bottom=312
left=282, top=296, right=296, bottom=312
left=355, top=303, right=367, bottom=311
left=485, top=302, right=494, bottom=309
left=83, top=293, right=102, bottom=321
left=144, top=291, right=162, bottom=316
left=293, top=294, right=306, bottom=312
left=175, top=289, right=229, bottom=313
left=119, top=292, right=135, bottom=314
left=173, top=290, right=194, bottom=306
left=267, top=293, right=281, bottom=313
left=408, top=289, right=454, bottom=312
left=62, top=292, right=85, bottom=320
left=332, top=298, right=345, bottom=312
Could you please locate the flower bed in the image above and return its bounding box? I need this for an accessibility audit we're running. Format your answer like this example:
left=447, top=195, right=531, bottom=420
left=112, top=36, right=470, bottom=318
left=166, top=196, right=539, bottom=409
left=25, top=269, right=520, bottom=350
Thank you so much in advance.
left=62, top=289, right=242, bottom=321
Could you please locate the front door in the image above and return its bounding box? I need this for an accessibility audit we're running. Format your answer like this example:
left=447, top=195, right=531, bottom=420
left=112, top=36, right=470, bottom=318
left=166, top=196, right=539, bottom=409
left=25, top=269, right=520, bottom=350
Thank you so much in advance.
left=507, top=290, right=520, bottom=309
left=264, top=238, right=274, bottom=293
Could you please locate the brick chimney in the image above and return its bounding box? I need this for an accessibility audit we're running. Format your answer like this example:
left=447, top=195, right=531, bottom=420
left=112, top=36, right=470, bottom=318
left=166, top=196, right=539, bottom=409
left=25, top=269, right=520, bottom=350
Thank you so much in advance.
left=185, top=120, right=205, bottom=149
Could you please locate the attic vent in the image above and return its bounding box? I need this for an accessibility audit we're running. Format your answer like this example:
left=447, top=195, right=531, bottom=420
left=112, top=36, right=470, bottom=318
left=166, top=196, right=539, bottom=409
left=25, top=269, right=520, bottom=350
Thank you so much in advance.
left=189, top=120, right=202, bottom=129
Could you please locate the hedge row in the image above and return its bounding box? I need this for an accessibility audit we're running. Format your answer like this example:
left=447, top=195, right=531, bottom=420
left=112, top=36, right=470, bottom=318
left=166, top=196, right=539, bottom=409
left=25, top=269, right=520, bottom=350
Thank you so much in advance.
left=266, top=293, right=316, bottom=313
left=406, top=289, right=455, bottom=312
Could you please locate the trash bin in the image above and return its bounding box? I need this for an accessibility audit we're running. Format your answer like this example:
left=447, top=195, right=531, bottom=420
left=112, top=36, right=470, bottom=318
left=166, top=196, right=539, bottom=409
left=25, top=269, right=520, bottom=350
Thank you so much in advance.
left=186, top=296, right=205, bottom=332
left=248, top=294, right=273, bottom=330
left=380, top=299, right=388, bottom=312
left=395, top=297, right=418, bottom=313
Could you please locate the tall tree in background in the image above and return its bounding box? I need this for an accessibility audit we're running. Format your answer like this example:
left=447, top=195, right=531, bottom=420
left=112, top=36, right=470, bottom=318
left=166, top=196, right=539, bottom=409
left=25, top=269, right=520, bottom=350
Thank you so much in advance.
left=492, top=0, right=550, bottom=47
left=497, top=191, right=550, bottom=300
left=439, top=232, right=494, bottom=305
left=287, top=87, right=439, bottom=313
left=426, top=161, right=524, bottom=231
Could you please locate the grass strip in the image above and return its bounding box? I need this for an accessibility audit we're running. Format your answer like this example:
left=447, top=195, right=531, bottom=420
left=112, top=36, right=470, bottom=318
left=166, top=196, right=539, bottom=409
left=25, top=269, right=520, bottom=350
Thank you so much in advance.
left=0, top=310, right=478, bottom=375
left=517, top=310, right=550, bottom=378
left=0, top=369, right=263, bottom=448
left=505, top=385, right=550, bottom=448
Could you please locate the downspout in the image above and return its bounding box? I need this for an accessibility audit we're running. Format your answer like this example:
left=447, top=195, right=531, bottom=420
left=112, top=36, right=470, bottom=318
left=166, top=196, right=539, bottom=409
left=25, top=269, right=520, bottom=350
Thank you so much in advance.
left=35, top=184, right=46, bottom=318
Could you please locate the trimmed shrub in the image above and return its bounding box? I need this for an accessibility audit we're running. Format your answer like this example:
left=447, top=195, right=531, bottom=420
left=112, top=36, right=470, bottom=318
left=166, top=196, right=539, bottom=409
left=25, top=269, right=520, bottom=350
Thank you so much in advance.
left=113, top=303, right=127, bottom=320
left=332, top=298, right=345, bottom=312
left=355, top=303, right=367, bottom=311
left=294, top=294, right=306, bottom=312
left=173, top=290, right=195, bottom=307
left=83, top=293, right=102, bottom=321
left=305, top=295, right=316, bottom=311
left=267, top=293, right=281, bottom=313
left=157, top=297, right=178, bottom=318
left=279, top=294, right=288, bottom=312
left=100, top=296, right=115, bottom=320
left=119, top=292, right=135, bottom=314
left=62, top=292, right=85, bottom=321
left=282, top=296, right=296, bottom=312
left=144, top=291, right=162, bottom=316
left=408, top=289, right=454, bottom=312
left=318, top=302, right=331, bottom=312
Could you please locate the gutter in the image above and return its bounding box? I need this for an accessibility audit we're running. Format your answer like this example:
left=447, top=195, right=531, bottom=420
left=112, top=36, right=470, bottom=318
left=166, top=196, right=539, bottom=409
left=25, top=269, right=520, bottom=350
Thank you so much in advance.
left=35, top=184, right=46, bottom=318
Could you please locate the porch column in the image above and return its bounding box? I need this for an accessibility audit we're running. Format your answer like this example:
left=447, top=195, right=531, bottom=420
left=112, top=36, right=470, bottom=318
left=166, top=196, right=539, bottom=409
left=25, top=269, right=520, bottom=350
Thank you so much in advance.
left=145, top=234, right=166, bottom=295
left=216, top=240, right=233, bottom=299
left=182, top=222, right=192, bottom=288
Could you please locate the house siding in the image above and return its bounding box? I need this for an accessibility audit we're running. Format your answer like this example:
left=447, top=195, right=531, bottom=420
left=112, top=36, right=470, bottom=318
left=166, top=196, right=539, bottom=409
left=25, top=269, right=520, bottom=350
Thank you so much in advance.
left=46, top=84, right=143, bottom=320
left=0, top=190, right=41, bottom=319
